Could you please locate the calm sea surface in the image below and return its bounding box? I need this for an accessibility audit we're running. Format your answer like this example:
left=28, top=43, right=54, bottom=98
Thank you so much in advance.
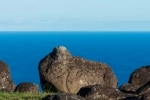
left=0, top=32, right=150, bottom=90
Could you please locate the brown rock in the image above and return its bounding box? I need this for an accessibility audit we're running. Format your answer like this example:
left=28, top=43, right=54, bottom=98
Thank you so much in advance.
left=38, top=46, right=117, bottom=93
left=138, top=92, right=150, bottom=100
left=42, top=93, right=86, bottom=100
left=129, top=65, right=150, bottom=88
left=0, top=60, right=15, bottom=92
left=136, top=81, right=150, bottom=95
left=120, top=97, right=139, bottom=100
left=119, top=83, right=138, bottom=94
left=77, top=84, right=137, bottom=100
left=14, top=82, right=39, bottom=93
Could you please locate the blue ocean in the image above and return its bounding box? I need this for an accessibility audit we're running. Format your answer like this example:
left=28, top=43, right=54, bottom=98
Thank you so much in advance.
left=0, top=32, right=150, bottom=90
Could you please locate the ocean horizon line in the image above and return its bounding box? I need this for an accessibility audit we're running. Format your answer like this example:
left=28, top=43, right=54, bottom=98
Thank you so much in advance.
left=0, top=31, right=150, bottom=34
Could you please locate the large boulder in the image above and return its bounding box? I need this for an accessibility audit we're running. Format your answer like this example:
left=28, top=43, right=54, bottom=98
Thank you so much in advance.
left=129, top=65, right=150, bottom=88
left=0, top=60, right=15, bottom=92
left=14, top=82, right=39, bottom=93
left=38, top=46, right=117, bottom=93
left=42, top=93, right=86, bottom=100
left=77, top=84, right=137, bottom=100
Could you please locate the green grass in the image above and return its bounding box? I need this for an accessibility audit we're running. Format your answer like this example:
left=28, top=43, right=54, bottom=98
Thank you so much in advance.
left=0, top=92, right=52, bottom=100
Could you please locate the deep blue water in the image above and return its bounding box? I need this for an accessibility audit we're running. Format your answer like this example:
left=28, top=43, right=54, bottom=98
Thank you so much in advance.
left=0, top=31, right=150, bottom=90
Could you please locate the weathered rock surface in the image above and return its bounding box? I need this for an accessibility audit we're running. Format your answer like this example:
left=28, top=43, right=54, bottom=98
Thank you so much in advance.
left=38, top=46, right=117, bottom=93
left=0, top=60, right=15, bottom=92
left=119, top=83, right=138, bottom=94
left=42, top=93, right=86, bottom=100
left=136, top=81, right=150, bottom=95
left=129, top=65, right=150, bottom=88
left=137, top=92, right=150, bottom=100
left=77, top=84, right=137, bottom=100
left=14, top=82, right=39, bottom=93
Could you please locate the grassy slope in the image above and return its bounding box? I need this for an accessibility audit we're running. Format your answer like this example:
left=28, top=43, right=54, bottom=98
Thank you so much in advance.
left=0, top=92, right=51, bottom=100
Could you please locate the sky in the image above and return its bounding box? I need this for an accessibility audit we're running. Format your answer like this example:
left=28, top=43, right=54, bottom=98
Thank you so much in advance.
left=0, top=0, right=150, bottom=31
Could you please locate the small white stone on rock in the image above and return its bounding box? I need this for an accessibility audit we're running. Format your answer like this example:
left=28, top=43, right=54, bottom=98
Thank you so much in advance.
left=55, top=46, right=67, bottom=54
left=54, top=46, right=69, bottom=54
left=57, top=46, right=67, bottom=50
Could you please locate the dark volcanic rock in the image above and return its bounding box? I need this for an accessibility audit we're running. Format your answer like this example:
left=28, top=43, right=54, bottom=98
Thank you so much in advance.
left=0, top=60, right=15, bottom=92
left=120, top=97, right=138, bottom=100
left=14, top=82, right=39, bottom=93
left=38, top=46, right=117, bottom=93
left=119, top=83, right=138, bottom=94
left=138, top=92, right=150, bottom=100
left=136, top=81, right=150, bottom=95
left=129, top=65, right=150, bottom=88
left=42, top=93, right=86, bottom=100
left=77, top=84, right=137, bottom=100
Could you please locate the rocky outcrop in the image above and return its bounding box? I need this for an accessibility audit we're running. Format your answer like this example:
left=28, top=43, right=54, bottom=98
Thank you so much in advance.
left=38, top=46, right=117, bottom=93
left=136, top=81, right=150, bottom=95
left=118, top=65, right=150, bottom=100
left=77, top=84, right=137, bottom=100
left=0, top=60, right=15, bottom=92
left=119, top=83, right=138, bottom=94
left=14, top=82, right=39, bottom=93
left=42, top=93, right=86, bottom=100
left=129, top=65, right=150, bottom=88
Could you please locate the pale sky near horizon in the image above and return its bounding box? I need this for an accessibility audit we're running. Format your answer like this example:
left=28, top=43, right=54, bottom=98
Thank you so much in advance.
left=0, top=0, right=150, bottom=31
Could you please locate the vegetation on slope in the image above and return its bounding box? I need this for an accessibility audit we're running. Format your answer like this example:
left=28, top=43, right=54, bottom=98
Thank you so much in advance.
left=0, top=92, right=51, bottom=100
